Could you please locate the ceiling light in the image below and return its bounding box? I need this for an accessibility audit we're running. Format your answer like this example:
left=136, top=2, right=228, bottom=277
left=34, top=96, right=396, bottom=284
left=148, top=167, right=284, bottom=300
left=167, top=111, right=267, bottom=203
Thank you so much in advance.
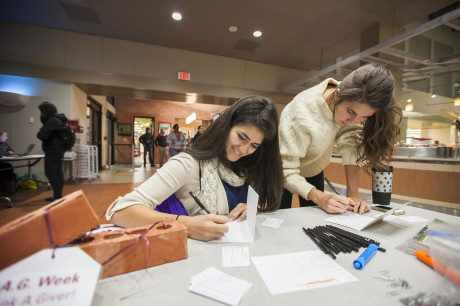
left=432, top=94, right=436, bottom=98
left=455, top=97, right=460, bottom=106
left=229, top=26, right=238, bottom=32
left=253, top=31, right=262, bottom=38
left=405, top=103, right=414, bottom=112
left=407, top=98, right=412, bottom=103
left=172, top=12, right=182, bottom=21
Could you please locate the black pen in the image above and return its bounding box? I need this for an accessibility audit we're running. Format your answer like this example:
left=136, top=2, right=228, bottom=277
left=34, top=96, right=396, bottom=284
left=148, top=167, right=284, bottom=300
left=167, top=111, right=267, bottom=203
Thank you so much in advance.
left=303, top=227, right=336, bottom=260
left=188, top=191, right=210, bottom=214
left=324, top=177, right=340, bottom=195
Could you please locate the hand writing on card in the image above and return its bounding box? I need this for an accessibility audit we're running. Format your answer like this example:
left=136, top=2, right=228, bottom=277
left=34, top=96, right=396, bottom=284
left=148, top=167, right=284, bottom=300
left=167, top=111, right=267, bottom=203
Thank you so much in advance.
left=181, top=215, right=229, bottom=241
left=320, top=194, right=353, bottom=214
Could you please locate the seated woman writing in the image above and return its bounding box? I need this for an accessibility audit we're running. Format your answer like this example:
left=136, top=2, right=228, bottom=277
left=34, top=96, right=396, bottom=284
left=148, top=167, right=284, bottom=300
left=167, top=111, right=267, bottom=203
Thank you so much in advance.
left=106, top=96, right=283, bottom=241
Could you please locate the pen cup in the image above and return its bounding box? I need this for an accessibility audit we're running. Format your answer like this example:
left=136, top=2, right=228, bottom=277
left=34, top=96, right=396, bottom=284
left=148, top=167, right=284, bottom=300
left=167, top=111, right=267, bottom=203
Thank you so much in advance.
left=371, top=167, right=393, bottom=205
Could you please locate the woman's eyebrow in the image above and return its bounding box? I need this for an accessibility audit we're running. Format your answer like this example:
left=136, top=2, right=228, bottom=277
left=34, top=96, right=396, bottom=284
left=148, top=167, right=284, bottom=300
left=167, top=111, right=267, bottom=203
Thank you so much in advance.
left=240, top=131, right=261, bottom=146
left=347, top=107, right=357, bottom=115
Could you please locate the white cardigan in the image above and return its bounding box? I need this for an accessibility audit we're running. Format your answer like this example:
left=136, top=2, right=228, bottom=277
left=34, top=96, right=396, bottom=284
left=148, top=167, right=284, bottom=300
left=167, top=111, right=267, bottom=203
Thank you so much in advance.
left=106, top=153, right=229, bottom=219
left=279, top=78, right=361, bottom=200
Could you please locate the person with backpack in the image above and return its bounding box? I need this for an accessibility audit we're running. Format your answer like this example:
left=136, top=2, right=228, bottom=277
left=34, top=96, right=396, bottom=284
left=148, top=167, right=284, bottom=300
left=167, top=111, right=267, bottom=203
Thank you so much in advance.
left=37, top=101, right=70, bottom=201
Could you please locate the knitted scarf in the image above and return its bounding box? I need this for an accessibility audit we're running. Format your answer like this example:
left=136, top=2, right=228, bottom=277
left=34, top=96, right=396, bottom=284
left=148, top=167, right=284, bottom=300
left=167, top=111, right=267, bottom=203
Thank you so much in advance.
left=198, top=158, right=246, bottom=214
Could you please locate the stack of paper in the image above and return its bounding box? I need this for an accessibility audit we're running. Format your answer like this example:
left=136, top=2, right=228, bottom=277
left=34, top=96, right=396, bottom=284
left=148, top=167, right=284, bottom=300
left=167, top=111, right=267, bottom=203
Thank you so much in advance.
left=189, top=267, right=252, bottom=305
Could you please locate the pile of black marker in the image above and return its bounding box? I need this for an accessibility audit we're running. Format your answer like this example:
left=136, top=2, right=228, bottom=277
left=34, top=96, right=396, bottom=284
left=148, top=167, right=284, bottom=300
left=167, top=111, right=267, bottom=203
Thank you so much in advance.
left=302, top=225, right=385, bottom=260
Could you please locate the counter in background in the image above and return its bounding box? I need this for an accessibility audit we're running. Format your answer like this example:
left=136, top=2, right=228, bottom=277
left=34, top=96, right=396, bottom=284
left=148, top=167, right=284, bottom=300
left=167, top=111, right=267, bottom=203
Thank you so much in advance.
left=325, top=155, right=460, bottom=208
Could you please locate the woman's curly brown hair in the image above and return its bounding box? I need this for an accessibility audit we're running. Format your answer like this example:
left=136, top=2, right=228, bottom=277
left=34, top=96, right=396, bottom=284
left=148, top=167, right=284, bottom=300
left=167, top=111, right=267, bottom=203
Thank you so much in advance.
left=331, top=64, right=402, bottom=173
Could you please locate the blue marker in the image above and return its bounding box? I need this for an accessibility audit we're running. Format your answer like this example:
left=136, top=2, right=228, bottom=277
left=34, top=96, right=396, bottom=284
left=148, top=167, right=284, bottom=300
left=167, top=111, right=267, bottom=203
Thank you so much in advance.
left=353, top=243, right=378, bottom=270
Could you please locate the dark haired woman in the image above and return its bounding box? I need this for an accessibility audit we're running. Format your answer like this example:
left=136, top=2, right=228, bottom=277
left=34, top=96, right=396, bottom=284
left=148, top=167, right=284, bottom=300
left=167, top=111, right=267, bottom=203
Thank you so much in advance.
left=166, top=124, right=187, bottom=157
left=279, top=64, right=402, bottom=214
left=107, top=96, right=283, bottom=241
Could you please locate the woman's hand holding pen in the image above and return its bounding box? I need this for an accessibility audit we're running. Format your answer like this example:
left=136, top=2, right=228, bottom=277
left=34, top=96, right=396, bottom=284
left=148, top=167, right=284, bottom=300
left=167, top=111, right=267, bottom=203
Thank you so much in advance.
left=180, top=215, right=229, bottom=241
left=310, top=189, right=353, bottom=214
left=228, top=203, right=247, bottom=222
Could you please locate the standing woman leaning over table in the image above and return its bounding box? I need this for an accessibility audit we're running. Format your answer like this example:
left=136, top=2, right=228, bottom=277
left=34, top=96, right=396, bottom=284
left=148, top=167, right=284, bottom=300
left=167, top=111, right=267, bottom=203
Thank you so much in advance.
left=279, top=64, right=402, bottom=214
left=107, top=96, right=283, bottom=241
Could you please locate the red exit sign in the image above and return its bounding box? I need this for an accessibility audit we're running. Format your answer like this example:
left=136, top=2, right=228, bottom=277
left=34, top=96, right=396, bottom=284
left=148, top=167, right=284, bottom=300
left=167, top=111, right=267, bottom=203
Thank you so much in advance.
left=178, top=72, right=191, bottom=81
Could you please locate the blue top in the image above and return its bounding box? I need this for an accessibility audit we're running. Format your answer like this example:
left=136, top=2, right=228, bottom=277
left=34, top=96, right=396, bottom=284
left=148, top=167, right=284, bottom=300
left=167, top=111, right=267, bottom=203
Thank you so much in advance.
left=222, top=180, right=248, bottom=212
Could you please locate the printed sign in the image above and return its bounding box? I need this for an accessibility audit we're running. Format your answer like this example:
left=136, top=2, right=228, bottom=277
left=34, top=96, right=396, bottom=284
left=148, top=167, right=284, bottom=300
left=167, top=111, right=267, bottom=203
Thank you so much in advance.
left=0, top=247, right=101, bottom=306
left=118, top=123, right=132, bottom=136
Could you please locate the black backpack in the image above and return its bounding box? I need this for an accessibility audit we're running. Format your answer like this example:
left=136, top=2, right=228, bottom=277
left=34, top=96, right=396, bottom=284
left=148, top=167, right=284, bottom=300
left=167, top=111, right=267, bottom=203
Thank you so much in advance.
left=61, top=123, right=76, bottom=151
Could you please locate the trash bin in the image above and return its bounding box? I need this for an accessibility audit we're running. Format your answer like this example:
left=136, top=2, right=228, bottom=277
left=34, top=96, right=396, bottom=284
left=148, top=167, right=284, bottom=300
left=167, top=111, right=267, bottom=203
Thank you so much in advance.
left=371, top=166, right=393, bottom=205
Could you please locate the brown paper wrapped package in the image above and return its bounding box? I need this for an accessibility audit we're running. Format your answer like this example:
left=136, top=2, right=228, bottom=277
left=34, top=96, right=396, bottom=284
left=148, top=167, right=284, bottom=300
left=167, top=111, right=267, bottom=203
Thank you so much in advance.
left=78, top=221, right=188, bottom=278
left=0, top=190, right=99, bottom=270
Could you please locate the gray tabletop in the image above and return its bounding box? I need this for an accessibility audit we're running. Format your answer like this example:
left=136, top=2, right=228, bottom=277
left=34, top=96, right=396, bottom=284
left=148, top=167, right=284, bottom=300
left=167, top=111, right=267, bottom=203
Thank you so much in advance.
left=92, top=205, right=459, bottom=306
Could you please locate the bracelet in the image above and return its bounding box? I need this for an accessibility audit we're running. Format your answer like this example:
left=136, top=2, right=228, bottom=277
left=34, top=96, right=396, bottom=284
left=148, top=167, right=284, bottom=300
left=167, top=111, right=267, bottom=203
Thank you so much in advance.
left=176, top=215, right=180, bottom=220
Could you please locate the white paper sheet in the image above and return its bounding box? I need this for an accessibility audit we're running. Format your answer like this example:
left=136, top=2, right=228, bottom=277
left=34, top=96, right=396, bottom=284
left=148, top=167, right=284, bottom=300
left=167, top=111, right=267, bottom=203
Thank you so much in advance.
left=261, top=217, right=283, bottom=228
left=189, top=267, right=252, bottom=306
left=212, top=186, right=258, bottom=243
left=222, top=246, right=250, bottom=267
left=325, top=203, right=404, bottom=231
left=397, top=215, right=430, bottom=222
left=252, top=251, right=358, bottom=295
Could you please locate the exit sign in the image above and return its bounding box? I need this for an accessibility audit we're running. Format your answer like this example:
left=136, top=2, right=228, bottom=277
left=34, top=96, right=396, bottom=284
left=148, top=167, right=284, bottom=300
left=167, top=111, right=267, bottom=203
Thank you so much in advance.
left=178, top=72, right=191, bottom=80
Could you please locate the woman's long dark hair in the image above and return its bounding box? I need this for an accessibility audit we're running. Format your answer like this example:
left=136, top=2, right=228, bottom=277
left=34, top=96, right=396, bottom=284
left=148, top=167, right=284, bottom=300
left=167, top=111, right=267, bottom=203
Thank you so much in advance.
left=328, top=64, right=402, bottom=173
left=186, top=96, right=283, bottom=211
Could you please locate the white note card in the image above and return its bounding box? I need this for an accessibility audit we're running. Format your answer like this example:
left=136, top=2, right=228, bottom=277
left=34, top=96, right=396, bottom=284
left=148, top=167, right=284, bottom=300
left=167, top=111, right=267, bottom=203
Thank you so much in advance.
left=261, top=217, right=283, bottom=228
left=0, top=247, right=101, bottom=306
left=325, top=203, right=404, bottom=231
left=222, top=246, right=250, bottom=267
left=252, top=251, right=358, bottom=295
left=212, top=185, right=258, bottom=243
left=189, top=267, right=252, bottom=306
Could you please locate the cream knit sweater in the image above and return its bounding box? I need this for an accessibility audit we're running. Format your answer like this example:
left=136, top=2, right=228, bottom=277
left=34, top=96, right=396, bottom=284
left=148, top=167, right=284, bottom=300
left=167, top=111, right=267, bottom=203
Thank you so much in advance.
left=279, top=78, right=362, bottom=200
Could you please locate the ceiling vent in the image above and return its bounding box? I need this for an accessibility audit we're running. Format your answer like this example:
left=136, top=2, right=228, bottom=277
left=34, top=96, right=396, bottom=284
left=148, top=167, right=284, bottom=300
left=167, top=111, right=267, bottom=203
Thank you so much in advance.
left=233, top=39, right=261, bottom=52
left=59, top=2, right=101, bottom=24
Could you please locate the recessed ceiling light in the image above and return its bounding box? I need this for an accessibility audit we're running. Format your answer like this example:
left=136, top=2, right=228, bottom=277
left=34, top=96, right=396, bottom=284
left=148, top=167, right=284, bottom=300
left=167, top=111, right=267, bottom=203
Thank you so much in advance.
left=407, top=98, right=412, bottom=102
left=229, top=26, right=238, bottom=32
left=431, top=94, right=436, bottom=98
left=253, top=30, right=262, bottom=38
left=172, top=12, right=182, bottom=21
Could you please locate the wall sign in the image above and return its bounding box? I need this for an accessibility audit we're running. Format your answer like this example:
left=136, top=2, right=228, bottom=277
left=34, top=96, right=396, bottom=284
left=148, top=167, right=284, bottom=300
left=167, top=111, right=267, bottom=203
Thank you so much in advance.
left=118, top=123, right=132, bottom=136
left=158, top=122, right=171, bottom=134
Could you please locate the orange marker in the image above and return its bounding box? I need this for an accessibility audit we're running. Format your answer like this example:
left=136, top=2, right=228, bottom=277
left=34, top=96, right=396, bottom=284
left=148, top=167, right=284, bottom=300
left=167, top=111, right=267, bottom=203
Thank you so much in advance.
left=415, top=250, right=460, bottom=286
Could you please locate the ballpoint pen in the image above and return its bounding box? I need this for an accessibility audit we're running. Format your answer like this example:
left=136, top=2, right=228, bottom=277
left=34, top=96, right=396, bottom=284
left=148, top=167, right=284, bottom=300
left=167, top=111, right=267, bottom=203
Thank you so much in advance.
left=188, top=191, right=210, bottom=214
left=324, top=177, right=340, bottom=195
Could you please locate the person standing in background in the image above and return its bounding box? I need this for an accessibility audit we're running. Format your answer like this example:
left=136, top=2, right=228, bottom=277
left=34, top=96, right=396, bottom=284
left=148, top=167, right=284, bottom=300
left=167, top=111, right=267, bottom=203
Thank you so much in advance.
left=192, top=125, right=204, bottom=143
left=37, top=101, right=68, bottom=201
left=167, top=124, right=187, bottom=157
left=154, top=128, right=169, bottom=167
left=139, top=127, right=154, bottom=167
